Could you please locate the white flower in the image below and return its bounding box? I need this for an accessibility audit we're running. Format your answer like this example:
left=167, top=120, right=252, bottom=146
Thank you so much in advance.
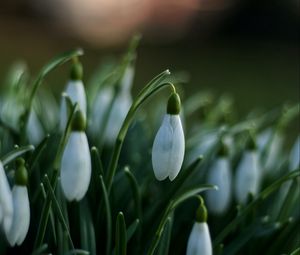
left=258, top=129, right=283, bottom=174
left=235, top=150, right=261, bottom=204
left=61, top=131, right=91, bottom=201
left=289, top=136, right=300, bottom=171
left=6, top=186, right=30, bottom=246
left=186, top=222, right=212, bottom=255
left=89, top=65, right=134, bottom=144
left=0, top=161, right=13, bottom=234
left=60, top=80, right=87, bottom=131
left=206, top=157, right=231, bottom=214
left=152, top=114, right=185, bottom=181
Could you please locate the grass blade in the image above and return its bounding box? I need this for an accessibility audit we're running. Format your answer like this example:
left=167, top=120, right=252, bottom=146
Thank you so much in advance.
left=115, top=212, right=127, bottom=255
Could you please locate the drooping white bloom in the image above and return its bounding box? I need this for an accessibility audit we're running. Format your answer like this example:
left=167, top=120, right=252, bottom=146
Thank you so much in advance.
left=186, top=222, right=212, bottom=255
left=258, top=129, right=283, bottom=174
left=60, top=80, right=87, bottom=131
left=235, top=150, right=261, bottom=204
left=152, top=114, right=185, bottom=181
left=6, top=186, right=30, bottom=246
left=206, top=157, right=231, bottom=214
left=89, top=65, right=134, bottom=144
left=61, top=131, right=91, bottom=201
left=0, top=161, right=13, bottom=234
left=289, top=136, right=300, bottom=171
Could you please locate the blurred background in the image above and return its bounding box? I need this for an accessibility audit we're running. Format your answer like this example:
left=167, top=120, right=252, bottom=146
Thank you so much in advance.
left=0, top=0, right=299, bottom=114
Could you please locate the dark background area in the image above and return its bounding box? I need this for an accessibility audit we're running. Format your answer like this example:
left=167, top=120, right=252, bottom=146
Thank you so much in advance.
left=0, top=0, right=299, bottom=115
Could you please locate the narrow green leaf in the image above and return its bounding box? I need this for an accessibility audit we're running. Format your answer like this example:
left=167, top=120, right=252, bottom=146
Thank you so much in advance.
left=290, top=247, right=300, bottom=255
left=126, top=219, right=140, bottom=242
left=124, top=166, right=142, bottom=225
left=99, top=175, right=112, bottom=255
left=277, top=179, right=299, bottom=221
left=40, top=183, right=57, bottom=245
left=79, top=201, right=97, bottom=255
left=115, top=212, right=127, bottom=255
left=91, top=147, right=104, bottom=177
left=30, top=243, right=48, bottom=255
left=43, top=174, right=75, bottom=250
left=28, top=134, right=50, bottom=172
left=157, top=216, right=173, bottom=255
left=1, top=144, right=35, bottom=166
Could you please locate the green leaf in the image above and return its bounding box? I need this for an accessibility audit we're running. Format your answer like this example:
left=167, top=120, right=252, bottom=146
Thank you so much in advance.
left=126, top=219, right=140, bottom=242
left=1, top=145, right=35, bottom=166
left=157, top=215, right=173, bottom=255
left=28, top=134, right=50, bottom=173
left=79, top=200, right=97, bottom=255
left=213, top=169, right=300, bottom=247
left=30, top=243, right=48, bottom=255
left=40, top=183, right=57, bottom=245
left=124, top=166, right=142, bottom=225
left=43, top=174, right=75, bottom=250
left=115, top=212, right=127, bottom=255
left=91, top=147, right=104, bottom=177
left=99, top=175, right=112, bottom=255
left=290, top=247, right=300, bottom=255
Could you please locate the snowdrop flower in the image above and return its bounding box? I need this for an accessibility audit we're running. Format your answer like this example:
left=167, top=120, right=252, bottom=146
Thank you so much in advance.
left=235, top=133, right=261, bottom=204
left=289, top=136, right=300, bottom=171
left=60, top=61, right=87, bottom=131
left=152, top=92, right=185, bottom=181
left=26, top=109, right=44, bottom=145
left=206, top=141, right=231, bottom=214
left=61, top=110, right=91, bottom=201
left=0, top=161, right=13, bottom=234
left=6, top=158, right=30, bottom=246
left=90, top=64, right=134, bottom=144
left=186, top=197, right=212, bottom=255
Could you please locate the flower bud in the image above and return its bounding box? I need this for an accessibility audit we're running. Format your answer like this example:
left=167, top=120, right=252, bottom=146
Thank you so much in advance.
left=152, top=93, right=185, bottom=181
left=70, top=60, right=83, bottom=81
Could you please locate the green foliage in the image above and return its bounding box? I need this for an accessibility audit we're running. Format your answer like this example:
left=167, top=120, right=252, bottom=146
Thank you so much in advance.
left=0, top=37, right=299, bottom=255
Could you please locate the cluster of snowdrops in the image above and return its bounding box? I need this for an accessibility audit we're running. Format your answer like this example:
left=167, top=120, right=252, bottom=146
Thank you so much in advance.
left=0, top=38, right=299, bottom=255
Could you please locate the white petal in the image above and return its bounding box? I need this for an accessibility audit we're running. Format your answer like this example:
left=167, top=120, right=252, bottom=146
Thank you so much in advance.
left=290, top=136, right=300, bottom=171
left=152, top=115, right=185, bottom=181
left=26, top=110, right=44, bottom=145
left=0, top=205, right=3, bottom=223
left=6, top=186, right=30, bottom=246
left=206, top=157, right=231, bottom=214
left=264, top=132, right=283, bottom=173
left=89, top=87, right=113, bottom=137
left=60, top=80, right=87, bottom=131
left=186, top=222, right=212, bottom=255
left=0, top=162, right=13, bottom=232
left=61, top=132, right=91, bottom=201
left=105, top=92, right=132, bottom=144
left=235, top=151, right=260, bottom=204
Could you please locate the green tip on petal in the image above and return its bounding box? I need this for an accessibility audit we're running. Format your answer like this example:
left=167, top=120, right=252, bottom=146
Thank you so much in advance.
left=72, top=110, right=86, bottom=131
left=15, top=158, right=28, bottom=186
left=167, top=92, right=181, bottom=115
left=70, top=59, right=83, bottom=81
left=217, top=139, right=229, bottom=157
left=246, top=130, right=257, bottom=151
left=196, top=196, right=208, bottom=222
